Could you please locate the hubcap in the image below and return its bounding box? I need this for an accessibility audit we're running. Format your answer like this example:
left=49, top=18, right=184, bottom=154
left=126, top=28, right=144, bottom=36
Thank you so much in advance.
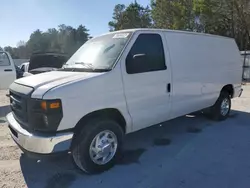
left=89, top=130, right=118, bottom=165
left=221, top=98, right=230, bottom=116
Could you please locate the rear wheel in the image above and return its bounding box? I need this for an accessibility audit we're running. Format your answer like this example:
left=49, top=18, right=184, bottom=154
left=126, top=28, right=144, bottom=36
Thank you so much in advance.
left=71, top=118, right=124, bottom=174
left=209, top=91, right=231, bottom=121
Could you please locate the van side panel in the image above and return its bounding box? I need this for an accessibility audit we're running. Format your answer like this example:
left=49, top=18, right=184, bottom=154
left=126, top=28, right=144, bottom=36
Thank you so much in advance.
left=164, top=32, right=242, bottom=119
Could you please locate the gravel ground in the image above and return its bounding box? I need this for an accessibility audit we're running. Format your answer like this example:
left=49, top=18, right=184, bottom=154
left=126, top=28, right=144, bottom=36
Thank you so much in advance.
left=0, top=86, right=250, bottom=188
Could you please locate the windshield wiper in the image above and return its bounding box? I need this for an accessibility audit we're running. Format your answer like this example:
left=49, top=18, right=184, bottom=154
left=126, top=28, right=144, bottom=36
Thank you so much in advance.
left=74, top=62, right=94, bottom=69
left=59, top=67, right=111, bottom=73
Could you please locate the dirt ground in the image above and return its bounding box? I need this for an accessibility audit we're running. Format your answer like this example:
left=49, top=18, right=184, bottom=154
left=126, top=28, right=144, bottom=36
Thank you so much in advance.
left=0, top=86, right=250, bottom=188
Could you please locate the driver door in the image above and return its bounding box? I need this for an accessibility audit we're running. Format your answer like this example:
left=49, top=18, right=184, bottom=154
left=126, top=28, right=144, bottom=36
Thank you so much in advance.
left=0, top=52, right=16, bottom=90
left=120, top=31, right=172, bottom=131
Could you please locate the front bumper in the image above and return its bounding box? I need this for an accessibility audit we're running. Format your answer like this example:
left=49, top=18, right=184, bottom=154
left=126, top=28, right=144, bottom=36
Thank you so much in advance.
left=6, top=112, right=73, bottom=154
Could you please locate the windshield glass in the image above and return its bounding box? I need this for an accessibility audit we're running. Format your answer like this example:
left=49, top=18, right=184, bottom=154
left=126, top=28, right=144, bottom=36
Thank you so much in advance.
left=64, top=32, right=132, bottom=70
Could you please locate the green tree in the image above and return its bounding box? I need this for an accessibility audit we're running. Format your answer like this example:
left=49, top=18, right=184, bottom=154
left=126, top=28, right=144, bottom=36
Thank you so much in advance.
left=228, top=0, right=250, bottom=50
left=109, top=1, right=152, bottom=31
left=26, top=29, right=49, bottom=54
left=150, top=0, right=250, bottom=50
left=195, top=0, right=250, bottom=50
left=76, top=25, right=90, bottom=44
left=4, top=24, right=91, bottom=58
left=151, top=0, right=197, bottom=30
left=4, top=46, right=18, bottom=58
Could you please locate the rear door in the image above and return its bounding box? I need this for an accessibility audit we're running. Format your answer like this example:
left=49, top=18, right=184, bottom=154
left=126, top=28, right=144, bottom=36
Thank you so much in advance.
left=0, top=52, right=16, bottom=90
left=121, top=31, right=172, bottom=131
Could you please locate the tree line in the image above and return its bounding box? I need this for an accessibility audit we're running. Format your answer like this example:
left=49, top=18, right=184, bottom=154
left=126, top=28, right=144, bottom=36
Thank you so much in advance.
left=2, top=0, right=250, bottom=59
left=2, top=24, right=90, bottom=59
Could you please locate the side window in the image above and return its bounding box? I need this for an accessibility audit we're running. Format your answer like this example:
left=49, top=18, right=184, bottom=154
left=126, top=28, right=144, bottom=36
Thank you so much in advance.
left=0, top=52, right=10, bottom=66
left=126, top=33, right=166, bottom=74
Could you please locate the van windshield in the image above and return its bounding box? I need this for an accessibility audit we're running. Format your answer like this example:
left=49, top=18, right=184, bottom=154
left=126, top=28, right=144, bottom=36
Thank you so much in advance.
left=63, top=32, right=132, bottom=72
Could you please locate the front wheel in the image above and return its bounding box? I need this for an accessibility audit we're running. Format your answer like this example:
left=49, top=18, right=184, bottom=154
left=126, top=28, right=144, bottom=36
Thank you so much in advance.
left=209, top=91, right=231, bottom=121
left=71, top=118, right=124, bottom=174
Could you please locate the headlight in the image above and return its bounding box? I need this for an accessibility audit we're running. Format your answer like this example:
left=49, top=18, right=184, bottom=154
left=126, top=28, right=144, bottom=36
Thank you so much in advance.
left=28, top=99, right=63, bottom=132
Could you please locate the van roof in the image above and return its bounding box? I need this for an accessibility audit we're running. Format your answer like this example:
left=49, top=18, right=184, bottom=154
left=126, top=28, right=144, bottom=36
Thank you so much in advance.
left=100, top=28, right=233, bottom=40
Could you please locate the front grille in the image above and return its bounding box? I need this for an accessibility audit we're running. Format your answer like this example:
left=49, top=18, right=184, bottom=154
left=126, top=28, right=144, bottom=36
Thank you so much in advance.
left=9, top=82, right=34, bottom=131
left=10, top=91, right=28, bottom=124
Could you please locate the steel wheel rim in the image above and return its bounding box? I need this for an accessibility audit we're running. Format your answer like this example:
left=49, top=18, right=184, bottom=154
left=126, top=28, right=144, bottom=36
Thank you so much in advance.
left=221, top=98, right=230, bottom=116
left=89, top=130, right=118, bottom=165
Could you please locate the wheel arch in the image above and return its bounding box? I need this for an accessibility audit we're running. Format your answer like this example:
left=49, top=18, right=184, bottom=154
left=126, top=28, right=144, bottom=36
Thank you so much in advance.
left=73, top=108, right=127, bottom=135
left=221, top=84, right=234, bottom=98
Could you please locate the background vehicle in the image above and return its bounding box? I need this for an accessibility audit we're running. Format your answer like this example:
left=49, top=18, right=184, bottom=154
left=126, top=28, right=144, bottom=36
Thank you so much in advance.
left=15, top=65, right=24, bottom=79
left=19, top=62, right=29, bottom=73
left=25, top=52, right=69, bottom=76
left=0, top=51, right=16, bottom=90
left=7, top=29, right=243, bottom=174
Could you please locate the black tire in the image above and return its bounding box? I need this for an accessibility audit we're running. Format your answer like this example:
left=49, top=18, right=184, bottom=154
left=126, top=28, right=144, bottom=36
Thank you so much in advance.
left=71, top=118, right=124, bottom=174
left=209, top=91, right=231, bottom=121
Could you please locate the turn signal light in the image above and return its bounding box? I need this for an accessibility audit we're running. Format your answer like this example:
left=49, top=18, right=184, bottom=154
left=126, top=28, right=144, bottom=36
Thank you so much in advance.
left=40, top=100, right=61, bottom=111
left=49, top=102, right=60, bottom=109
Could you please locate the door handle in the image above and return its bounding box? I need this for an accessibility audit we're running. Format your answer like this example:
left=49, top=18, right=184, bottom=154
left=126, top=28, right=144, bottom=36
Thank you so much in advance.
left=4, top=69, right=13, bottom=72
left=167, top=83, right=171, bottom=93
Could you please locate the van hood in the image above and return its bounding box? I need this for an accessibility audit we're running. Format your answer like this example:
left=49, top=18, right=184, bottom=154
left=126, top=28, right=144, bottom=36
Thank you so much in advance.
left=15, top=71, right=104, bottom=93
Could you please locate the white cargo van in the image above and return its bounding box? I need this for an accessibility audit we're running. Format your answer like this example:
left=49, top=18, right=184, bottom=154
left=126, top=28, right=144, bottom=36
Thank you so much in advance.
left=6, top=29, right=243, bottom=173
left=0, top=51, right=16, bottom=90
